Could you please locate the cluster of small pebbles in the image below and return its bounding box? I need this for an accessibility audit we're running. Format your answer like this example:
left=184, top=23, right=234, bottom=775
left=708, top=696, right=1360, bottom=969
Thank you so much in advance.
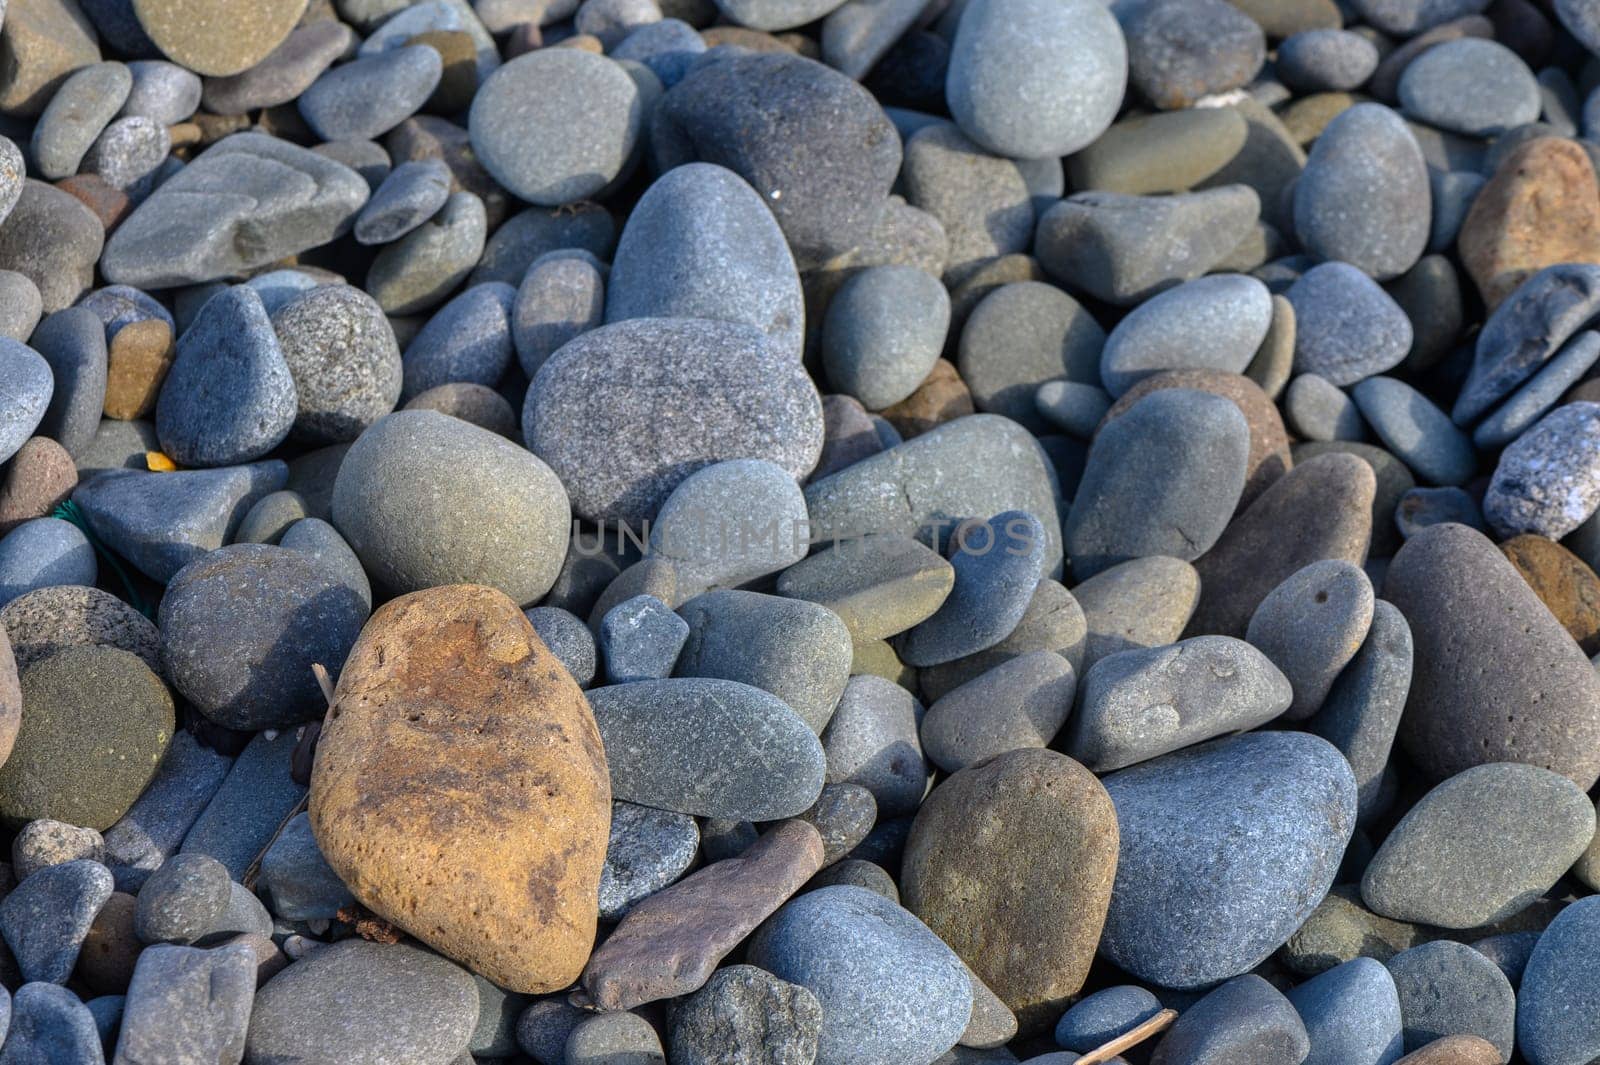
left=4, top=0, right=1600, bottom=1061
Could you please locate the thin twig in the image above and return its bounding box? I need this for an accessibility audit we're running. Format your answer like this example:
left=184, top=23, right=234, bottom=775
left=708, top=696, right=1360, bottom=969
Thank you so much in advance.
left=312, top=662, right=336, bottom=707
left=1076, top=1008, right=1178, bottom=1064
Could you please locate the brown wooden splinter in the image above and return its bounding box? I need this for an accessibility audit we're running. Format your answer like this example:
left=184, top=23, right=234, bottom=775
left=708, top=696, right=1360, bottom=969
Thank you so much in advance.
left=1075, top=1008, right=1178, bottom=1064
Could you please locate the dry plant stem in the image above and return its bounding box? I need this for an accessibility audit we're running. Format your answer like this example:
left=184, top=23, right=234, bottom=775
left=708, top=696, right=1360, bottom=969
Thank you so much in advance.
left=1076, top=1008, right=1179, bottom=1064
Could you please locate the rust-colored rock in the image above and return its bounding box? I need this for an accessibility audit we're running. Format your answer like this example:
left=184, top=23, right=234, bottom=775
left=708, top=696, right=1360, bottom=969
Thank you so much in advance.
left=579, top=819, right=825, bottom=1011
left=1501, top=534, right=1600, bottom=655
left=309, top=584, right=611, bottom=994
left=103, top=319, right=175, bottom=421
left=1459, top=137, right=1600, bottom=309
left=1395, top=1035, right=1504, bottom=1065
left=57, top=174, right=131, bottom=233
left=0, top=437, right=76, bottom=535
left=1099, top=368, right=1292, bottom=509
left=881, top=359, right=975, bottom=439
left=902, top=749, right=1118, bottom=1032
left=77, top=890, right=140, bottom=994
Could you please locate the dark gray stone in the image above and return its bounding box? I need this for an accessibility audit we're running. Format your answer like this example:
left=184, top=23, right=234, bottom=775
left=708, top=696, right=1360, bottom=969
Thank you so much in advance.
left=30, top=307, right=107, bottom=459
left=612, top=19, right=706, bottom=87
left=1117, top=0, right=1265, bottom=109
left=279, top=517, right=373, bottom=615
left=1054, top=985, right=1162, bottom=1052
left=600, top=594, right=688, bottom=684
left=354, top=159, right=453, bottom=246
left=667, top=964, right=822, bottom=1065
left=0, top=340, right=52, bottom=465
left=1473, top=330, right=1600, bottom=450
left=920, top=649, right=1076, bottom=773
left=524, top=606, right=597, bottom=688
left=31, top=62, right=132, bottom=181
left=179, top=730, right=307, bottom=881
left=101, top=731, right=233, bottom=892
left=900, top=122, right=1033, bottom=283
left=0, top=859, right=113, bottom=983
left=898, top=512, right=1047, bottom=667
left=597, top=800, right=698, bottom=920
left=259, top=812, right=355, bottom=921
left=1386, top=940, right=1514, bottom=1058
left=469, top=204, right=617, bottom=289
left=113, top=943, right=254, bottom=1065
left=132, top=852, right=231, bottom=946
left=1150, top=975, right=1309, bottom=1065
left=0, top=181, right=104, bottom=313
left=958, top=281, right=1106, bottom=432
left=1, top=983, right=102, bottom=1065
left=822, top=264, right=948, bottom=410
left=819, top=674, right=926, bottom=818
left=512, top=250, right=606, bottom=378
left=399, top=282, right=516, bottom=402
left=202, top=21, right=356, bottom=115
left=1276, top=29, right=1379, bottom=92
left=1351, top=376, right=1477, bottom=487
left=1099, top=274, right=1272, bottom=398
left=271, top=284, right=403, bottom=445
left=647, top=459, right=809, bottom=595
left=1246, top=559, right=1374, bottom=721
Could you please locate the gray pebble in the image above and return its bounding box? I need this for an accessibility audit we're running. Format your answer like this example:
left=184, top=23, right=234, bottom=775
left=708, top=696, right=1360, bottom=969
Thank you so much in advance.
left=0, top=271, right=42, bottom=342
left=12, top=820, right=104, bottom=882
left=367, top=190, right=488, bottom=316
left=823, top=265, right=949, bottom=410
left=121, top=60, right=201, bottom=125
left=259, top=812, right=356, bottom=921
left=155, top=286, right=296, bottom=468
left=1277, top=29, right=1379, bottom=92
left=576, top=0, right=663, bottom=48
left=821, top=0, right=926, bottom=81
left=1118, top=0, right=1265, bottom=108
left=77, top=285, right=172, bottom=341
left=921, top=649, right=1076, bottom=773
left=958, top=281, right=1106, bottom=431
left=272, top=284, right=402, bottom=445
left=1099, top=274, right=1272, bottom=398
left=946, top=0, right=1125, bottom=159
left=400, top=282, right=516, bottom=402
left=667, top=964, right=821, bottom=1065
left=1386, top=940, right=1514, bottom=1058
left=1153, top=975, right=1310, bottom=1065
left=1285, top=957, right=1403, bottom=1065
left=796, top=783, right=877, bottom=866
left=313, top=139, right=392, bottom=190
left=114, top=942, right=254, bottom=1065
left=179, top=730, right=307, bottom=881
left=1072, top=555, right=1199, bottom=672
left=819, top=673, right=926, bottom=817
left=0, top=181, right=103, bottom=314
left=588, top=677, right=825, bottom=819
left=1286, top=374, right=1366, bottom=442
left=647, top=459, right=808, bottom=594
left=513, top=250, right=606, bottom=377
left=899, top=511, right=1047, bottom=667
left=82, top=117, right=169, bottom=196
left=354, top=159, right=454, bottom=246
left=202, top=21, right=357, bottom=115
left=0, top=519, right=96, bottom=610
left=565, top=1011, right=665, bottom=1065
left=1484, top=401, right=1600, bottom=539
left=1474, top=330, right=1600, bottom=450
left=1035, top=185, right=1261, bottom=306
left=1293, top=103, right=1430, bottom=281
left=1055, top=985, right=1162, bottom=1052
left=1362, top=763, right=1595, bottom=929
left=1067, top=636, right=1291, bottom=773
left=0, top=341, right=53, bottom=465
left=2, top=983, right=103, bottom=1064
left=301, top=47, right=443, bottom=142
left=133, top=853, right=230, bottom=945
left=1065, top=389, right=1249, bottom=579
left=1246, top=559, right=1374, bottom=721
left=775, top=533, right=953, bottom=644
left=1348, top=0, right=1491, bottom=35
left=612, top=19, right=706, bottom=87
left=1518, top=896, right=1600, bottom=1065
left=1035, top=381, right=1112, bottom=439
left=101, top=732, right=233, bottom=892
left=1287, top=262, right=1413, bottom=387
left=32, top=62, right=132, bottom=181
left=524, top=606, right=598, bottom=688
left=1428, top=168, right=1485, bottom=255
left=30, top=307, right=107, bottom=459
left=234, top=489, right=310, bottom=546
left=470, top=203, right=617, bottom=288
left=901, top=123, right=1032, bottom=282
left=470, top=50, right=643, bottom=206
left=1396, top=485, right=1484, bottom=539
left=279, top=517, right=373, bottom=614
left=0, top=859, right=113, bottom=983
left=597, top=800, right=698, bottom=920
left=600, top=594, right=688, bottom=683
left=1351, top=376, right=1476, bottom=487
left=1399, top=38, right=1540, bottom=137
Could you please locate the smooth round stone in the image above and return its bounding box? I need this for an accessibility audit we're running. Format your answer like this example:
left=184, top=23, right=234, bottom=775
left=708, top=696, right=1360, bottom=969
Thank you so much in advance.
left=121, top=60, right=200, bottom=125
left=669, top=965, right=821, bottom=1065
left=1119, top=0, right=1266, bottom=109
left=1247, top=559, right=1374, bottom=721
left=1072, top=555, right=1198, bottom=671
left=514, top=250, right=606, bottom=377
left=2, top=983, right=103, bottom=1060
left=155, top=287, right=296, bottom=468
left=1386, top=941, right=1514, bottom=1059
left=1286, top=373, right=1365, bottom=442
left=1035, top=186, right=1262, bottom=307
left=1519, top=896, right=1600, bottom=1065
left=1033, top=382, right=1109, bottom=440
left=354, top=159, right=453, bottom=245
left=203, top=21, right=356, bottom=115
left=821, top=674, right=927, bottom=817
left=1055, top=985, right=1162, bottom=1052
left=749, top=885, right=972, bottom=1065
left=1286, top=958, right=1404, bottom=1065
left=1484, top=402, right=1600, bottom=539
left=526, top=606, right=598, bottom=688
left=0, top=438, right=75, bottom=539
left=1099, top=732, right=1357, bottom=990
left=0, top=646, right=173, bottom=831
left=130, top=0, right=310, bottom=77
left=0, top=180, right=104, bottom=314
left=565, top=1011, right=666, bottom=1064
left=32, top=62, right=133, bottom=181
left=471, top=202, right=618, bottom=289
left=1398, top=39, right=1538, bottom=137
left=902, top=749, right=1116, bottom=1030
left=916, top=576, right=1086, bottom=702
left=367, top=190, right=488, bottom=316
left=0, top=340, right=53, bottom=465
left=332, top=409, right=570, bottom=606
left=1277, top=29, right=1379, bottom=92
left=898, top=511, right=1048, bottom=668
left=245, top=939, right=479, bottom=1065
left=600, top=593, right=688, bottom=683
left=83, top=116, right=169, bottom=193
left=234, top=489, right=308, bottom=546
left=1, top=858, right=114, bottom=983
left=399, top=282, right=515, bottom=402
left=1361, top=763, right=1595, bottom=930
left=133, top=852, right=230, bottom=945
left=1287, top=262, right=1414, bottom=387
left=1099, top=274, right=1272, bottom=398
left=775, top=534, right=953, bottom=644
left=898, top=123, right=1030, bottom=285
left=1384, top=522, right=1600, bottom=789
left=1348, top=0, right=1489, bottom=35
left=958, top=281, right=1106, bottom=432
left=1066, top=389, right=1250, bottom=579
left=1066, top=635, right=1291, bottom=772
left=919, top=650, right=1075, bottom=773
left=823, top=265, right=949, bottom=411
left=1351, top=377, right=1476, bottom=487
left=597, top=800, right=698, bottom=920
left=0, top=271, right=43, bottom=342
left=609, top=162, right=803, bottom=362
left=30, top=307, right=108, bottom=459
left=524, top=318, right=823, bottom=525
left=279, top=517, right=373, bottom=614
left=271, top=284, right=402, bottom=444
left=647, top=460, right=807, bottom=594
left=1293, top=104, right=1430, bottom=282
left=587, top=677, right=825, bottom=819
left=301, top=47, right=443, bottom=143
left=404, top=382, right=518, bottom=439
left=470, top=50, right=642, bottom=206
left=158, top=543, right=367, bottom=731
left=613, top=19, right=706, bottom=87
left=797, top=783, right=878, bottom=866
left=1152, top=975, right=1310, bottom=1065
left=652, top=52, right=900, bottom=267
left=0, top=518, right=96, bottom=609
left=675, top=590, right=852, bottom=736
left=945, top=0, right=1124, bottom=160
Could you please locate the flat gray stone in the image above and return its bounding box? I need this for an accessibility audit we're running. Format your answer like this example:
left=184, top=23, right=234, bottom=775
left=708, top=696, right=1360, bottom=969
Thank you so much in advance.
left=179, top=730, right=306, bottom=881
left=898, top=511, right=1048, bottom=668
left=1246, top=559, right=1374, bottom=721
left=1071, top=555, right=1198, bottom=672
left=299, top=46, right=442, bottom=142
left=921, top=649, right=1076, bottom=773
left=1099, top=274, right=1272, bottom=398
left=1288, top=263, right=1413, bottom=387
left=366, top=190, right=488, bottom=316
left=354, top=159, right=453, bottom=246
left=1398, top=38, right=1539, bottom=137
left=820, top=674, right=927, bottom=818
left=1149, top=975, right=1310, bottom=1065
left=114, top=942, right=254, bottom=1065
left=646, top=459, right=809, bottom=595
left=259, top=811, right=356, bottom=921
